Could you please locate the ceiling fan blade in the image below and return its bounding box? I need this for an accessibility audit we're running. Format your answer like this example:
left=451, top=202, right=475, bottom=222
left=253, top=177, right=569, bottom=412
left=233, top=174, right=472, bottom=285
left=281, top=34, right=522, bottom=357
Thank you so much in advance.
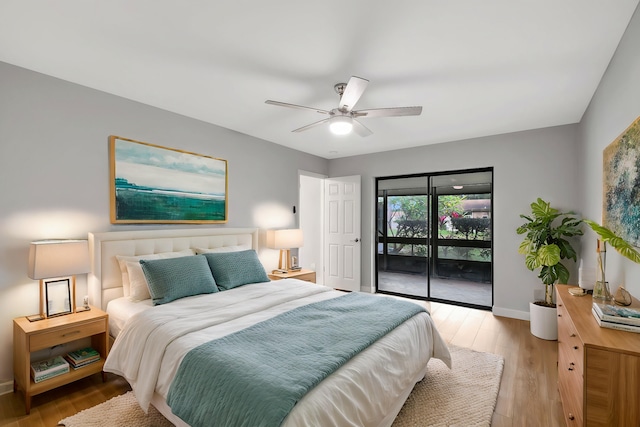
left=339, top=76, right=369, bottom=112
left=292, top=117, right=332, bottom=133
left=352, top=119, right=373, bottom=137
left=265, top=100, right=330, bottom=115
left=354, top=106, right=422, bottom=118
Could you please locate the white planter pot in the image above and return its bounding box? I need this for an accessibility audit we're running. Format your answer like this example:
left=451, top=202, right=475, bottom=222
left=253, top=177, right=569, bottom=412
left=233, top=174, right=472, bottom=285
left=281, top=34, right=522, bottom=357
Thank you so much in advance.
left=529, top=302, right=558, bottom=340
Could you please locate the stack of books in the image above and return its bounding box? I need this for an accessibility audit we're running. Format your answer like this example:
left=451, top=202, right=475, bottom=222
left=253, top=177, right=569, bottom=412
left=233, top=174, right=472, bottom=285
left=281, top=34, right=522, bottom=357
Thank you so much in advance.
left=592, top=302, right=640, bottom=333
left=31, top=355, right=69, bottom=383
left=64, top=347, right=101, bottom=369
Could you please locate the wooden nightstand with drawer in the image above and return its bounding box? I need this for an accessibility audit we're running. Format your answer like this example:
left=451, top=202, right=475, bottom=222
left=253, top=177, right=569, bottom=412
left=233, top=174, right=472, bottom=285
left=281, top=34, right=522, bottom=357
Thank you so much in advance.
left=13, top=307, right=109, bottom=414
left=268, top=269, right=316, bottom=283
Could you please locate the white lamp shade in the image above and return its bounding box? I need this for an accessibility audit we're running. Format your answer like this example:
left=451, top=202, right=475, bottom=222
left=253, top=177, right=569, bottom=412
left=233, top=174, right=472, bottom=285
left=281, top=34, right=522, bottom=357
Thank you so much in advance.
left=266, top=229, right=304, bottom=249
left=28, top=240, right=90, bottom=280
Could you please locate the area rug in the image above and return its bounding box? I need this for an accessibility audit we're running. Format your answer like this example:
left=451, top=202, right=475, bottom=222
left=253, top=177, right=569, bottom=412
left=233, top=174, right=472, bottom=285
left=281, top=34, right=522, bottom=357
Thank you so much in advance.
left=58, top=345, right=503, bottom=427
left=392, top=345, right=504, bottom=427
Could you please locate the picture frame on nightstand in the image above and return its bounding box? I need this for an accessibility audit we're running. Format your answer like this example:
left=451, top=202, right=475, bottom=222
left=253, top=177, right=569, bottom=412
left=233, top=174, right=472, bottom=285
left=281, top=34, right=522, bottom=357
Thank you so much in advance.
left=44, top=279, right=72, bottom=317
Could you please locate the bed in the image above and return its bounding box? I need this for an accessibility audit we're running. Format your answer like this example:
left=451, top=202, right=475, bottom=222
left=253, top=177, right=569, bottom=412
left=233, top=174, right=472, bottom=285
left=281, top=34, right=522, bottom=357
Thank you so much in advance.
left=88, top=227, right=451, bottom=427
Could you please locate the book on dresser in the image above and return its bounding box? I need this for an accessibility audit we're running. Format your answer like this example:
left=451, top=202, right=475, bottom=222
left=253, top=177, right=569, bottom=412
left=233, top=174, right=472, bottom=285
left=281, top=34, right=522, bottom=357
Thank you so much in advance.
left=64, top=347, right=101, bottom=369
left=30, top=355, right=69, bottom=383
left=592, top=301, right=640, bottom=326
left=591, top=307, right=640, bottom=333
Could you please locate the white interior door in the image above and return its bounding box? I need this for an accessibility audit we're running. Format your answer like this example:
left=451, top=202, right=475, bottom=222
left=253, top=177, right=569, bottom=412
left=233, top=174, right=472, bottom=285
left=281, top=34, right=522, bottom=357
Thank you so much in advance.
left=324, top=175, right=361, bottom=291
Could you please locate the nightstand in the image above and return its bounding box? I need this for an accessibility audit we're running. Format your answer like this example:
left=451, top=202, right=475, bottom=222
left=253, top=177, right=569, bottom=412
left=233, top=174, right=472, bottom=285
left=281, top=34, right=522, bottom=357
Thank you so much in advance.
left=268, top=269, right=316, bottom=283
left=13, top=306, right=109, bottom=414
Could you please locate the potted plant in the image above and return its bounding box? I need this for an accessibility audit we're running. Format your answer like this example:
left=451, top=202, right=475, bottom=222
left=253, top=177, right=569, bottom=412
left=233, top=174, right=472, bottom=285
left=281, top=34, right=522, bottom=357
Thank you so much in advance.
left=517, top=198, right=583, bottom=339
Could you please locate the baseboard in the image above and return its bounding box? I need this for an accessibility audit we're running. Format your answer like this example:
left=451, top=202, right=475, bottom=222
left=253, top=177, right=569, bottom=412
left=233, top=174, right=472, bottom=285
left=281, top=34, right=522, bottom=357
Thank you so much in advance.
left=0, top=380, right=13, bottom=396
left=492, top=305, right=529, bottom=321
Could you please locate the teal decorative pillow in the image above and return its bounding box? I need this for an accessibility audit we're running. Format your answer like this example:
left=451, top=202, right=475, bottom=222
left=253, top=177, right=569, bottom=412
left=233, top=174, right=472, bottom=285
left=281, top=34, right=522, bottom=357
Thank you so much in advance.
left=203, top=250, right=269, bottom=291
left=140, top=255, right=218, bottom=305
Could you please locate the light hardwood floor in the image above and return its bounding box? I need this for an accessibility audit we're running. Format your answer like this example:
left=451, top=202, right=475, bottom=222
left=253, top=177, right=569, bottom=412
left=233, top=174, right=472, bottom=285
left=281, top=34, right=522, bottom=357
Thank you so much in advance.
left=0, top=302, right=565, bottom=427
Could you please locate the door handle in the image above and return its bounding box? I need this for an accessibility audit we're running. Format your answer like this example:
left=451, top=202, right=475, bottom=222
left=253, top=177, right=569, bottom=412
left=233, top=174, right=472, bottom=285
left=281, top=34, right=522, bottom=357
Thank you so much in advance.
left=351, top=238, right=360, bottom=243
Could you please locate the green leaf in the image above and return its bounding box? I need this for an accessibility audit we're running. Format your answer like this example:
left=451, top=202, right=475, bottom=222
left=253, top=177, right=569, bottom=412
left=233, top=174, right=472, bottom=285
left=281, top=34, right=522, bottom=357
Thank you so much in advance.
left=525, top=254, right=539, bottom=270
left=538, top=266, right=556, bottom=285
left=555, top=263, right=570, bottom=284
left=584, top=220, right=640, bottom=264
left=531, top=198, right=557, bottom=219
left=555, top=238, right=577, bottom=261
left=537, top=244, right=560, bottom=266
left=518, top=239, right=532, bottom=255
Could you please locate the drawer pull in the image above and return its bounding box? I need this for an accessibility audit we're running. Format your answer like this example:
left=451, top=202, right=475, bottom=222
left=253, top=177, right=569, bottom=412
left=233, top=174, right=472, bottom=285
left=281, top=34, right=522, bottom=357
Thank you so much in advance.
left=558, top=314, right=562, bottom=317
left=569, top=413, right=575, bottom=420
left=62, top=330, right=81, bottom=338
left=573, top=346, right=579, bottom=350
left=568, top=362, right=575, bottom=371
left=570, top=333, right=576, bottom=337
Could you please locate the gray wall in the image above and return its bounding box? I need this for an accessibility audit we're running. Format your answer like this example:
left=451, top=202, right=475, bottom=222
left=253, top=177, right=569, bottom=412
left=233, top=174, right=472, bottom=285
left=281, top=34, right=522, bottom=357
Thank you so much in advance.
left=0, top=61, right=328, bottom=383
left=329, top=124, right=581, bottom=319
left=578, top=4, right=640, bottom=297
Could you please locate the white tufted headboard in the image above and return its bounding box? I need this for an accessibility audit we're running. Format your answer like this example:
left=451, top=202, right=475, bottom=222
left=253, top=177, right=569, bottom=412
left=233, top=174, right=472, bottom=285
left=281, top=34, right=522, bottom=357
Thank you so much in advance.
left=88, top=228, right=259, bottom=310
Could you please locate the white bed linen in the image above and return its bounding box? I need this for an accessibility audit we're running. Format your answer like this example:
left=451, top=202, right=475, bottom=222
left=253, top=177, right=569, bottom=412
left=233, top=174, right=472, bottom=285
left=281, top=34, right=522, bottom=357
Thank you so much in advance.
left=104, top=279, right=451, bottom=427
left=106, top=297, right=153, bottom=338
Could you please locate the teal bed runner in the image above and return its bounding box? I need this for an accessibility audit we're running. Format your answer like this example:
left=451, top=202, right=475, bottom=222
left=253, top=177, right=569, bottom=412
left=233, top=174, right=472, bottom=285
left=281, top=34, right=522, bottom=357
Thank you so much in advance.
left=166, top=292, right=426, bottom=427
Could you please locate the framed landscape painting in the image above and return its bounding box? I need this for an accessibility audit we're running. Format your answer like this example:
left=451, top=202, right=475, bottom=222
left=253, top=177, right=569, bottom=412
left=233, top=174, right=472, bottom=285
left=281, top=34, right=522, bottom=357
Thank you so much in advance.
left=603, top=116, right=640, bottom=247
left=109, top=136, right=228, bottom=224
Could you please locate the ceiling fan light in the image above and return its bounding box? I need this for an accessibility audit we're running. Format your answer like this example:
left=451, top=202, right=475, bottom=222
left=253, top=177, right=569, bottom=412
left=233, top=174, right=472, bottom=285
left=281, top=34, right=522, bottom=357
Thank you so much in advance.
left=329, top=116, right=353, bottom=135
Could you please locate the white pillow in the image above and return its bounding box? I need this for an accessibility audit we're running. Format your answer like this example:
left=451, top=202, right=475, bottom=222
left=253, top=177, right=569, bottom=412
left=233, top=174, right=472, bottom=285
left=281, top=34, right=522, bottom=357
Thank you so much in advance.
left=126, top=260, right=152, bottom=301
left=115, top=249, right=195, bottom=297
left=194, top=245, right=249, bottom=254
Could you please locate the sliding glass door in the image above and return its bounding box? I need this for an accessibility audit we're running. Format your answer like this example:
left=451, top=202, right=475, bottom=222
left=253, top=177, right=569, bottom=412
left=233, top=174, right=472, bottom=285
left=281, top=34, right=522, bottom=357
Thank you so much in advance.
left=376, top=168, right=493, bottom=309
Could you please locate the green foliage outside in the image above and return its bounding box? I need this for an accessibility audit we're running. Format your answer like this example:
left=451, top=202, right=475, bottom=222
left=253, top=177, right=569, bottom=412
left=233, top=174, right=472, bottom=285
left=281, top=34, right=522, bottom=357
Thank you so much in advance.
left=384, top=194, right=491, bottom=261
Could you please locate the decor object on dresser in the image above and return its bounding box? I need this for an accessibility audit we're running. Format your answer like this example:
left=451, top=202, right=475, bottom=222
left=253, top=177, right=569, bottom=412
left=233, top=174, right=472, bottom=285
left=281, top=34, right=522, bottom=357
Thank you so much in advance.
left=27, top=239, right=90, bottom=320
left=603, top=115, right=640, bottom=247
left=556, top=285, right=640, bottom=426
left=109, top=135, right=228, bottom=224
left=583, top=219, right=640, bottom=303
left=517, top=198, right=583, bottom=340
left=266, top=228, right=304, bottom=271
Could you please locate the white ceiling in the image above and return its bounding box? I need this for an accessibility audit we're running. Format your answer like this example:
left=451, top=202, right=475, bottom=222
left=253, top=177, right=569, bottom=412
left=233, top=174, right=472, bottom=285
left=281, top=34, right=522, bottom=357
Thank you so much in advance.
left=1, top=1, right=638, bottom=159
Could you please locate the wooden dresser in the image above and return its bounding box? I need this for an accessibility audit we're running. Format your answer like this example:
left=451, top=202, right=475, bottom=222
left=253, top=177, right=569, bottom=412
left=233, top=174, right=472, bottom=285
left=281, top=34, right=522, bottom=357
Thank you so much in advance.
left=556, top=285, right=640, bottom=426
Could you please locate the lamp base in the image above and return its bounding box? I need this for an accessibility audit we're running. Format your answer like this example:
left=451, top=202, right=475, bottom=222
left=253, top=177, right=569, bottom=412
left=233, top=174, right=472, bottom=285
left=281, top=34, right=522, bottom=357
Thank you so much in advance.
left=26, top=313, right=44, bottom=322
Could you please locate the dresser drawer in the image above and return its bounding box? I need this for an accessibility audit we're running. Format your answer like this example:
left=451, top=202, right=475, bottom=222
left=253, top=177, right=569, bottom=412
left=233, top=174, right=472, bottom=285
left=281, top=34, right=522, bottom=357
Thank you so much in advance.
left=558, top=364, right=583, bottom=427
left=558, top=303, right=583, bottom=375
left=30, top=319, right=106, bottom=351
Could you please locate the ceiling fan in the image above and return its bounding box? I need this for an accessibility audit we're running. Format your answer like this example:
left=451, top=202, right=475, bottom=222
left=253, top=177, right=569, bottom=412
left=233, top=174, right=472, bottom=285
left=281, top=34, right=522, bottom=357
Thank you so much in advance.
left=265, top=76, right=422, bottom=137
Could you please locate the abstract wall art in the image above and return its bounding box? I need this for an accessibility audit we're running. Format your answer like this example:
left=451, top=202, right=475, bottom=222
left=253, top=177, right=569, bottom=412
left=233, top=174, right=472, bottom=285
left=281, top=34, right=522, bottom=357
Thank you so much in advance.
left=603, top=116, right=640, bottom=247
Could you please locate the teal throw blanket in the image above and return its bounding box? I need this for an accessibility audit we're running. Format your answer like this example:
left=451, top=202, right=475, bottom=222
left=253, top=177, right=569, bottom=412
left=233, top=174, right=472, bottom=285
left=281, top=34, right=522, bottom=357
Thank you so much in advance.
left=167, top=292, right=426, bottom=427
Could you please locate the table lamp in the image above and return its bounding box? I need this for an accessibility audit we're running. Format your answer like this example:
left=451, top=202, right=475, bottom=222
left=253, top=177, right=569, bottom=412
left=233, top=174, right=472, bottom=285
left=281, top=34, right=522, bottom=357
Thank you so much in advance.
left=266, top=229, right=304, bottom=272
left=27, top=239, right=90, bottom=321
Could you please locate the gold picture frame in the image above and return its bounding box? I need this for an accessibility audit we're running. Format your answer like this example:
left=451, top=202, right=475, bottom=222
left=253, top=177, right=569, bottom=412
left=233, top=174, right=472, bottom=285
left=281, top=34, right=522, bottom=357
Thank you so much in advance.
left=109, top=136, right=228, bottom=224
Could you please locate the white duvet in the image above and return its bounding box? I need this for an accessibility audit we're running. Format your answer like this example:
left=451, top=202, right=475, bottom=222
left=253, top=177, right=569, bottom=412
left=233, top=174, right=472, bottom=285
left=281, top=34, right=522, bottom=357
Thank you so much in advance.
left=104, top=279, right=451, bottom=427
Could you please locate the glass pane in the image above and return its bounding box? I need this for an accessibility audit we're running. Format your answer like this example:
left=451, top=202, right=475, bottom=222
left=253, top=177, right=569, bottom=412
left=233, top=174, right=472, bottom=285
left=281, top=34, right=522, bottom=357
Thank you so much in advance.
left=437, top=246, right=492, bottom=262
